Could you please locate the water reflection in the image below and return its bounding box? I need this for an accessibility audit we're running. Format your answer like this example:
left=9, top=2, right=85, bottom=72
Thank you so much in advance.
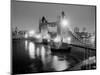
left=24, top=40, right=70, bottom=71
left=25, top=40, right=28, bottom=51
left=41, top=46, right=46, bottom=63
left=36, top=47, right=40, bottom=57
left=14, top=39, right=96, bottom=73
left=28, top=42, right=35, bottom=59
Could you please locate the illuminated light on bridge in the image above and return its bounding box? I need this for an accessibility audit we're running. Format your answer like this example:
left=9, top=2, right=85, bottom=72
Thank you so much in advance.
left=42, top=34, right=51, bottom=42
left=43, top=34, right=50, bottom=38
left=53, top=35, right=62, bottom=43
left=67, top=37, right=71, bottom=44
left=28, top=30, right=36, bottom=37
left=60, top=18, right=69, bottom=28
left=63, top=37, right=71, bottom=44
left=34, top=34, right=43, bottom=42
left=35, top=34, right=41, bottom=39
left=25, top=33, right=28, bottom=38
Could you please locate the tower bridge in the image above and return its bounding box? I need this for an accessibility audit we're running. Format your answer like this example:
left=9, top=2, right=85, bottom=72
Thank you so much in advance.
left=38, top=11, right=95, bottom=49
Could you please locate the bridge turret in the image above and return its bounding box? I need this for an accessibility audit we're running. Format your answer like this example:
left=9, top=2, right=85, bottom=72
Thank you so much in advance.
left=39, top=16, right=48, bottom=33
left=61, top=11, right=65, bottom=18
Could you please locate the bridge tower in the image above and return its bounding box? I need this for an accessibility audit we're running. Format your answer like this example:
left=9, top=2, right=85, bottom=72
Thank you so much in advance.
left=38, top=11, right=67, bottom=40
left=39, top=16, right=48, bottom=33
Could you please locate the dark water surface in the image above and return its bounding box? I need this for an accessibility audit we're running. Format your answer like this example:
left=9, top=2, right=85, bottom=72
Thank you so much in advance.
left=12, top=39, right=95, bottom=74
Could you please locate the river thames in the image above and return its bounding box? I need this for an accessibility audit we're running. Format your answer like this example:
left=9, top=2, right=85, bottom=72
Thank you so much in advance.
left=12, top=39, right=96, bottom=74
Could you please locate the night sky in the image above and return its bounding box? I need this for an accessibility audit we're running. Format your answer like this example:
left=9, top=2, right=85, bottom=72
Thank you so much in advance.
left=11, top=1, right=96, bottom=33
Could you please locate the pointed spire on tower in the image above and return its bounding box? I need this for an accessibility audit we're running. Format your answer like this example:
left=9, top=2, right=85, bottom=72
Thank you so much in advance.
left=41, top=16, right=47, bottom=23
left=61, top=11, right=65, bottom=18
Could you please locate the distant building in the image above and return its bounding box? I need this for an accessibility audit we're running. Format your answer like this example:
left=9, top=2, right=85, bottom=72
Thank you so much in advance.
left=12, top=27, right=27, bottom=38
left=74, top=27, right=79, bottom=33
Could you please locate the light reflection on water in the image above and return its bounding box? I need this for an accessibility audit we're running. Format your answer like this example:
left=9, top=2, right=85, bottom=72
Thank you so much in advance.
left=41, top=46, right=46, bottom=63
left=28, top=41, right=35, bottom=59
left=24, top=40, right=69, bottom=71
left=36, top=47, right=40, bottom=57
left=25, top=40, right=28, bottom=51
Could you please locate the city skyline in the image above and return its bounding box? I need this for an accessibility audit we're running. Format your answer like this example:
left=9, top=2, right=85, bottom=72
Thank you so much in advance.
left=11, top=1, right=96, bottom=33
